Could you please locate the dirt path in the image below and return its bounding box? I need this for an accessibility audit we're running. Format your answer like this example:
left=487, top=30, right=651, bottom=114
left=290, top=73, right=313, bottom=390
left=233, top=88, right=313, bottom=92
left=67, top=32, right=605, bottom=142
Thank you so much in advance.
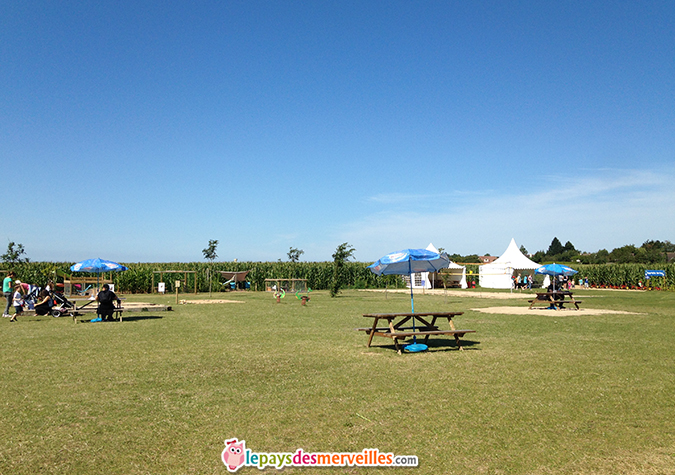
left=362, top=289, right=532, bottom=299
left=472, top=306, right=639, bottom=316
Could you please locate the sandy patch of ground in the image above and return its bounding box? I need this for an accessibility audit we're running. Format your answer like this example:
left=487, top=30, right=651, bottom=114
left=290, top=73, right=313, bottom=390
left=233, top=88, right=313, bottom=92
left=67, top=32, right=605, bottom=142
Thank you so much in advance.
left=362, top=289, right=530, bottom=299
left=472, top=306, right=640, bottom=316
left=179, top=299, right=244, bottom=305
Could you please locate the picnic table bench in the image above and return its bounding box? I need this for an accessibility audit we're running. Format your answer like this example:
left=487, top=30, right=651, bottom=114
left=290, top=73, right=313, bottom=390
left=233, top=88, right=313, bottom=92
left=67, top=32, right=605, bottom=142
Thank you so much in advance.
left=18, top=305, right=124, bottom=322
left=528, top=291, right=582, bottom=310
left=358, top=312, right=475, bottom=354
left=70, top=298, right=125, bottom=322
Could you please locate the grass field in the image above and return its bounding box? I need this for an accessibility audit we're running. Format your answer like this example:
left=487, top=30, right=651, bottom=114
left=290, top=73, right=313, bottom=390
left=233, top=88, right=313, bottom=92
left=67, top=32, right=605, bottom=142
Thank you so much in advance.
left=1, top=288, right=674, bottom=474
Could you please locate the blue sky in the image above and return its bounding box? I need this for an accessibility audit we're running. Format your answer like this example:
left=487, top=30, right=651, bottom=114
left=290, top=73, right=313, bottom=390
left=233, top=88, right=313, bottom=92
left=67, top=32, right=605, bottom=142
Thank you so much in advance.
left=1, top=1, right=674, bottom=263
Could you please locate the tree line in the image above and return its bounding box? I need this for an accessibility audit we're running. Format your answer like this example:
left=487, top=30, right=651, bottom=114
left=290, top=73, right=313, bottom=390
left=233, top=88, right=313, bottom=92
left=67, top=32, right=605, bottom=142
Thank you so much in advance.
left=530, top=238, right=675, bottom=265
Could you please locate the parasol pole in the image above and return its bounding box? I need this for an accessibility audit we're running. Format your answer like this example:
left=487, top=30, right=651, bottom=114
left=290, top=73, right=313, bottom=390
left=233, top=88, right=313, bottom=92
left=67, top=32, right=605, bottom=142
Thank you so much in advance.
left=408, top=259, right=418, bottom=345
left=409, top=259, right=414, bottom=314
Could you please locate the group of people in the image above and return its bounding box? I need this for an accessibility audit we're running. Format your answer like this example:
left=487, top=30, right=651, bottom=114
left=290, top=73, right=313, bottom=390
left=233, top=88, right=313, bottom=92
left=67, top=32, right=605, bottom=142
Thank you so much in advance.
left=512, top=273, right=533, bottom=290
left=3, top=271, right=121, bottom=322
left=3, top=271, right=58, bottom=321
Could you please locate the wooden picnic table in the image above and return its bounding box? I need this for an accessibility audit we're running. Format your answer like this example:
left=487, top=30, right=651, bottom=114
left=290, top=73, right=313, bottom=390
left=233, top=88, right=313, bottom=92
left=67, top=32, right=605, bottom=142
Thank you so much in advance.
left=528, top=291, right=582, bottom=310
left=69, top=297, right=125, bottom=322
left=358, top=311, right=476, bottom=354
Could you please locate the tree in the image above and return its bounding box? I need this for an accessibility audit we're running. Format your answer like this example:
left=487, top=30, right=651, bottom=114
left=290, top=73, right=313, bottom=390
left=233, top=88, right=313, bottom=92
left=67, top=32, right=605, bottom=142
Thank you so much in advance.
left=546, top=237, right=564, bottom=257
left=330, top=242, right=355, bottom=298
left=202, top=240, right=218, bottom=262
left=609, top=245, right=638, bottom=264
left=287, top=247, right=304, bottom=262
left=595, top=249, right=610, bottom=264
left=2, top=241, right=29, bottom=265
left=202, top=240, right=218, bottom=296
left=519, top=245, right=528, bottom=255
left=449, top=253, right=481, bottom=263
left=532, top=250, right=546, bottom=263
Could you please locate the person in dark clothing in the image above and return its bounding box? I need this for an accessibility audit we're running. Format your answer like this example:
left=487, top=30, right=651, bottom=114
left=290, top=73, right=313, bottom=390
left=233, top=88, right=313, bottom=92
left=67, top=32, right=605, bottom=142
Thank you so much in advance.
left=34, top=289, right=53, bottom=316
left=96, top=284, right=121, bottom=321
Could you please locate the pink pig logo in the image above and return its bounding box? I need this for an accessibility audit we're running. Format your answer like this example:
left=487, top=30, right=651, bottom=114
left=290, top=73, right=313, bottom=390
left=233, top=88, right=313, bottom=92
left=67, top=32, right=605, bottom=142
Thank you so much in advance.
left=222, top=438, right=246, bottom=472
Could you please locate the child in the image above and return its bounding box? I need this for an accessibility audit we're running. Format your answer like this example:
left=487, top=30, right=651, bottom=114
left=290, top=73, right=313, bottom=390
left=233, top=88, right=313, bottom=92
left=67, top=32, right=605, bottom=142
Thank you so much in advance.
left=10, top=284, right=24, bottom=322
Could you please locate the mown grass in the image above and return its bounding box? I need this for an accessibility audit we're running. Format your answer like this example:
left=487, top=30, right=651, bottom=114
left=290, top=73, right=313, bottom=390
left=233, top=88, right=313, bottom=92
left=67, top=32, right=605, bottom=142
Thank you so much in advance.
left=1, top=289, right=674, bottom=474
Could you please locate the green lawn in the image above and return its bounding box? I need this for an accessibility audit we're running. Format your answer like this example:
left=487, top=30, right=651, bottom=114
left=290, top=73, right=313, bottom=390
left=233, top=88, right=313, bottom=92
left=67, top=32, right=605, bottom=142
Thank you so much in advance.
left=1, top=289, right=674, bottom=474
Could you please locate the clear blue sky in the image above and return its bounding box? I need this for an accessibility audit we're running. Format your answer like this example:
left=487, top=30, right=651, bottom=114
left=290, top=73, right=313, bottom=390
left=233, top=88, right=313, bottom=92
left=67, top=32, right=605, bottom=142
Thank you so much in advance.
left=2, top=1, right=674, bottom=263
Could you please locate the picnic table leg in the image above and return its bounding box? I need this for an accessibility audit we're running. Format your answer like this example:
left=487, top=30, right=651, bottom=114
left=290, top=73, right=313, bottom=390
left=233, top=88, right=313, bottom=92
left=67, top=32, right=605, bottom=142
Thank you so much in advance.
left=393, top=337, right=403, bottom=355
left=446, top=317, right=464, bottom=350
left=366, top=317, right=379, bottom=348
left=387, top=318, right=404, bottom=355
left=423, top=316, right=439, bottom=345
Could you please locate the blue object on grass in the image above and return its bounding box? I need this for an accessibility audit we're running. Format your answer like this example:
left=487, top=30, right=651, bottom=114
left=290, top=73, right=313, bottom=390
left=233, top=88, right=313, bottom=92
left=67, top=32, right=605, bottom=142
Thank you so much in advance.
left=404, top=343, right=428, bottom=353
left=91, top=317, right=102, bottom=322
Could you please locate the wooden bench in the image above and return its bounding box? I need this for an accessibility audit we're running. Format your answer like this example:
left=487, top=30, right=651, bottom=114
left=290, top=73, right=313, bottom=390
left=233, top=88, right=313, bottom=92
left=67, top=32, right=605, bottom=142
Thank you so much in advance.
left=13, top=307, right=125, bottom=322
left=72, top=306, right=125, bottom=322
left=389, top=330, right=475, bottom=338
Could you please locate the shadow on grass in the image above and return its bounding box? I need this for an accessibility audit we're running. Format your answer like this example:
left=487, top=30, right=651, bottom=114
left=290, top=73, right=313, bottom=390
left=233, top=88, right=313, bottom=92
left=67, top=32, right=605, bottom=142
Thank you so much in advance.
left=370, top=338, right=481, bottom=354
left=120, top=315, right=164, bottom=322
left=77, top=315, right=165, bottom=323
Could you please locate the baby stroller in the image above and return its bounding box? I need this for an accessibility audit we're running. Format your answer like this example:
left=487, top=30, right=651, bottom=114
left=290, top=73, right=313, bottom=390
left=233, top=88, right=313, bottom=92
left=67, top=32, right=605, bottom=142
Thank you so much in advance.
left=49, top=291, right=75, bottom=318
left=21, top=284, right=41, bottom=310
left=31, top=289, right=75, bottom=317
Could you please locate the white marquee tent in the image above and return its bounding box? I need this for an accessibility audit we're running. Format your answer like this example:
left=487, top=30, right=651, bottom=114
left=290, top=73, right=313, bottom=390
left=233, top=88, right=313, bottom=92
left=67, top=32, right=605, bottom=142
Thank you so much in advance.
left=479, top=238, right=540, bottom=289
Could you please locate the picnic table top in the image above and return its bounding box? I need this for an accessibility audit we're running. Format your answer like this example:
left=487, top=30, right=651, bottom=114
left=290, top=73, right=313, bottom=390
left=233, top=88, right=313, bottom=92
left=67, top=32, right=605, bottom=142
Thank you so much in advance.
left=363, top=311, right=463, bottom=318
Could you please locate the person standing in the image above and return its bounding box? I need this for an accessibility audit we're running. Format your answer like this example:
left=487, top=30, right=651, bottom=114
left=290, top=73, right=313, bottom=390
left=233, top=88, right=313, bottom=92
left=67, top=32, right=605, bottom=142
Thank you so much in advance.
left=3, top=271, right=15, bottom=317
left=10, top=284, right=24, bottom=322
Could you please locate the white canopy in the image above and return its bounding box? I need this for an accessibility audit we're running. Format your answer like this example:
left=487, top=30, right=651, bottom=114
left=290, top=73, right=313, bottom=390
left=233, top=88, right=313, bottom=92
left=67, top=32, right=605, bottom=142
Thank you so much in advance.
left=479, top=238, right=540, bottom=289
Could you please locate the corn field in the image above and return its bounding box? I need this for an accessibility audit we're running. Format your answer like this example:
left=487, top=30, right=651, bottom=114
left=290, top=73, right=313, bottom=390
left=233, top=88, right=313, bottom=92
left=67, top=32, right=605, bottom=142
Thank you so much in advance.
left=1, top=261, right=407, bottom=294
left=3, top=262, right=673, bottom=293
left=574, top=263, right=675, bottom=290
